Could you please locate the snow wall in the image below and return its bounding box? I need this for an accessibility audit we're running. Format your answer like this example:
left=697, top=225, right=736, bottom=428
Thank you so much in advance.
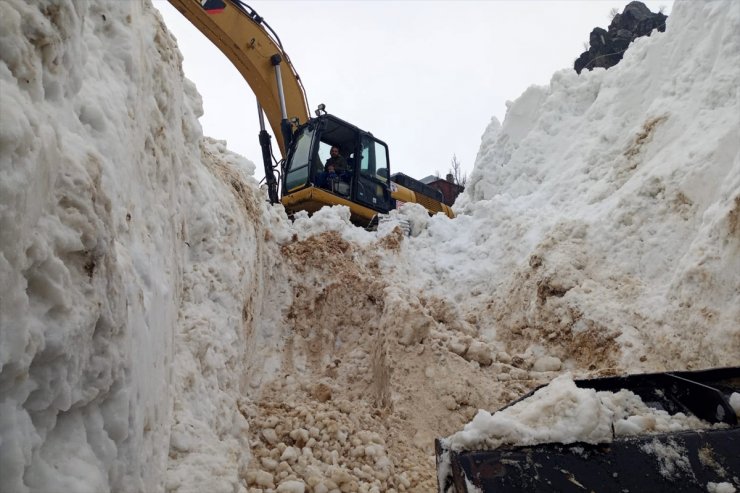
left=1, top=1, right=289, bottom=491
left=0, top=0, right=738, bottom=492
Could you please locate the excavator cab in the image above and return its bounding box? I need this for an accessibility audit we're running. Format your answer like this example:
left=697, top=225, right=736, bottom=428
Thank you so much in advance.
left=281, top=114, right=394, bottom=226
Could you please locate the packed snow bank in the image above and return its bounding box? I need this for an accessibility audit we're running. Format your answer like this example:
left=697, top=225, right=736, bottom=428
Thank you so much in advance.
left=0, top=2, right=187, bottom=490
left=0, top=1, right=286, bottom=491
left=406, top=0, right=740, bottom=374
left=164, top=139, right=291, bottom=493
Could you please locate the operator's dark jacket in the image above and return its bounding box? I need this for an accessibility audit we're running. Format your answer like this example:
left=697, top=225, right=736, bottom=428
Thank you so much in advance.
left=325, top=155, right=349, bottom=173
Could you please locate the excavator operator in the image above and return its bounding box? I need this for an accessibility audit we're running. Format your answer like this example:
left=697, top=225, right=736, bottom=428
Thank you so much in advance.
left=325, top=146, right=349, bottom=173
left=317, top=145, right=351, bottom=193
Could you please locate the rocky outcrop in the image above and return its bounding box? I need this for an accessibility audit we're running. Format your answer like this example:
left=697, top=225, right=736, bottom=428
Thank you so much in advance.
left=575, top=1, right=667, bottom=74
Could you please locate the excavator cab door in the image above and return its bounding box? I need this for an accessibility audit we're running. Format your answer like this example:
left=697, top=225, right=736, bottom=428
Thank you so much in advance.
left=355, top=134, right=392, bottom=212
left=283, top=123, right=317, bottom=193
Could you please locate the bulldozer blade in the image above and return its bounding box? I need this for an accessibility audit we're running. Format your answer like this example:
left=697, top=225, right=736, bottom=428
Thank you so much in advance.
left=436, top=367, right=740, bottom=493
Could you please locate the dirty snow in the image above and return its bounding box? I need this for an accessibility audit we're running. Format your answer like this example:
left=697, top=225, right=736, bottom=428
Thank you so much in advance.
left=0, top=1, right=738, bottom=493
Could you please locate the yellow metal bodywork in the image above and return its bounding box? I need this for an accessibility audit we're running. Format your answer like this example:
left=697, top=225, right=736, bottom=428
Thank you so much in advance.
left=167, top=0, right=309, bottom=157
left=391, top=185, right=454, bottom=219
left=281, top=187, right=380, bottom=226
left=282, top=185, right=454, bottom=226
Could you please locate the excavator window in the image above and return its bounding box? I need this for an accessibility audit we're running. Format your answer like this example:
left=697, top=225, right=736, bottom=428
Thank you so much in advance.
left=316, top=141, right=337, bottom=168
left=315, top=140, right=352, bottom=196
left=284, top=126, right=315, bottom=192
left=373, top=142, right=389, bottom=184
left=355, top=136, right=391, bottom=211
left=359, top=137, right=389, bottom=182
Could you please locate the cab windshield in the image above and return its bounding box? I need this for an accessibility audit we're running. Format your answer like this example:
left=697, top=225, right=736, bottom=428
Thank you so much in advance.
left=284, top=126, right=314, bottom=192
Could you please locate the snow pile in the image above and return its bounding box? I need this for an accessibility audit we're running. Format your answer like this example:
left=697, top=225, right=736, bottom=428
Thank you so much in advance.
left=708, top=483, right=738, bottom=493
left=0, top=2, right=188, bottom=489
left=403, top=0, right=740, bottom=374
left=445, top=375, right=614, bottom=451
left=164, top=139, right=290, bottom=493
left=1, top=1, right=286, bottom=491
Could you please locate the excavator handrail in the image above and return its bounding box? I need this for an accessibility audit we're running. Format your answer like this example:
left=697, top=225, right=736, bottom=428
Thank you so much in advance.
left=167, top=0, right=310, bottom=158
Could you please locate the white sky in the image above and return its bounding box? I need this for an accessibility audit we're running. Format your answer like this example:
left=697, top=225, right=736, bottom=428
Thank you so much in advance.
left=154, top=0, right=673, bottom=183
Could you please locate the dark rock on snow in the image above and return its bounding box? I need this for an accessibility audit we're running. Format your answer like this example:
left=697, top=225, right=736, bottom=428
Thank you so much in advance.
left=574, top=1, right=667, bottom=74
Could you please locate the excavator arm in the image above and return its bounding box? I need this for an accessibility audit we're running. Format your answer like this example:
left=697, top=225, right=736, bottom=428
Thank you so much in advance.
left=166, top=0, right=310, bottom=159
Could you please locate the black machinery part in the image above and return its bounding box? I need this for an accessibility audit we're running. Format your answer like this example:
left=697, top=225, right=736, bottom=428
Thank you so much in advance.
left=436, top=366, right=740, bottom=492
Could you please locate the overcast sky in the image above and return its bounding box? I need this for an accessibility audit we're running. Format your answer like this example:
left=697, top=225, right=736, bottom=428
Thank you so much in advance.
left=154, top=0, right=673, bottom=183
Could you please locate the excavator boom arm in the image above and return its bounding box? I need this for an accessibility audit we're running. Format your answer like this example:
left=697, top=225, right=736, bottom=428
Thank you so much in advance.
left=167, top=0, right=310, bottom=158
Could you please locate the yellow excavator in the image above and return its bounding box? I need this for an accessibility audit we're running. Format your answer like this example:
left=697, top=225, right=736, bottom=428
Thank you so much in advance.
left=167, top=0, right=454, bottom=227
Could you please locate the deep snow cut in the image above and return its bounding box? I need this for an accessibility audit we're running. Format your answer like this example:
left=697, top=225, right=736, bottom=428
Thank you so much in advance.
left=0, top=0, right=738, bottom=492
